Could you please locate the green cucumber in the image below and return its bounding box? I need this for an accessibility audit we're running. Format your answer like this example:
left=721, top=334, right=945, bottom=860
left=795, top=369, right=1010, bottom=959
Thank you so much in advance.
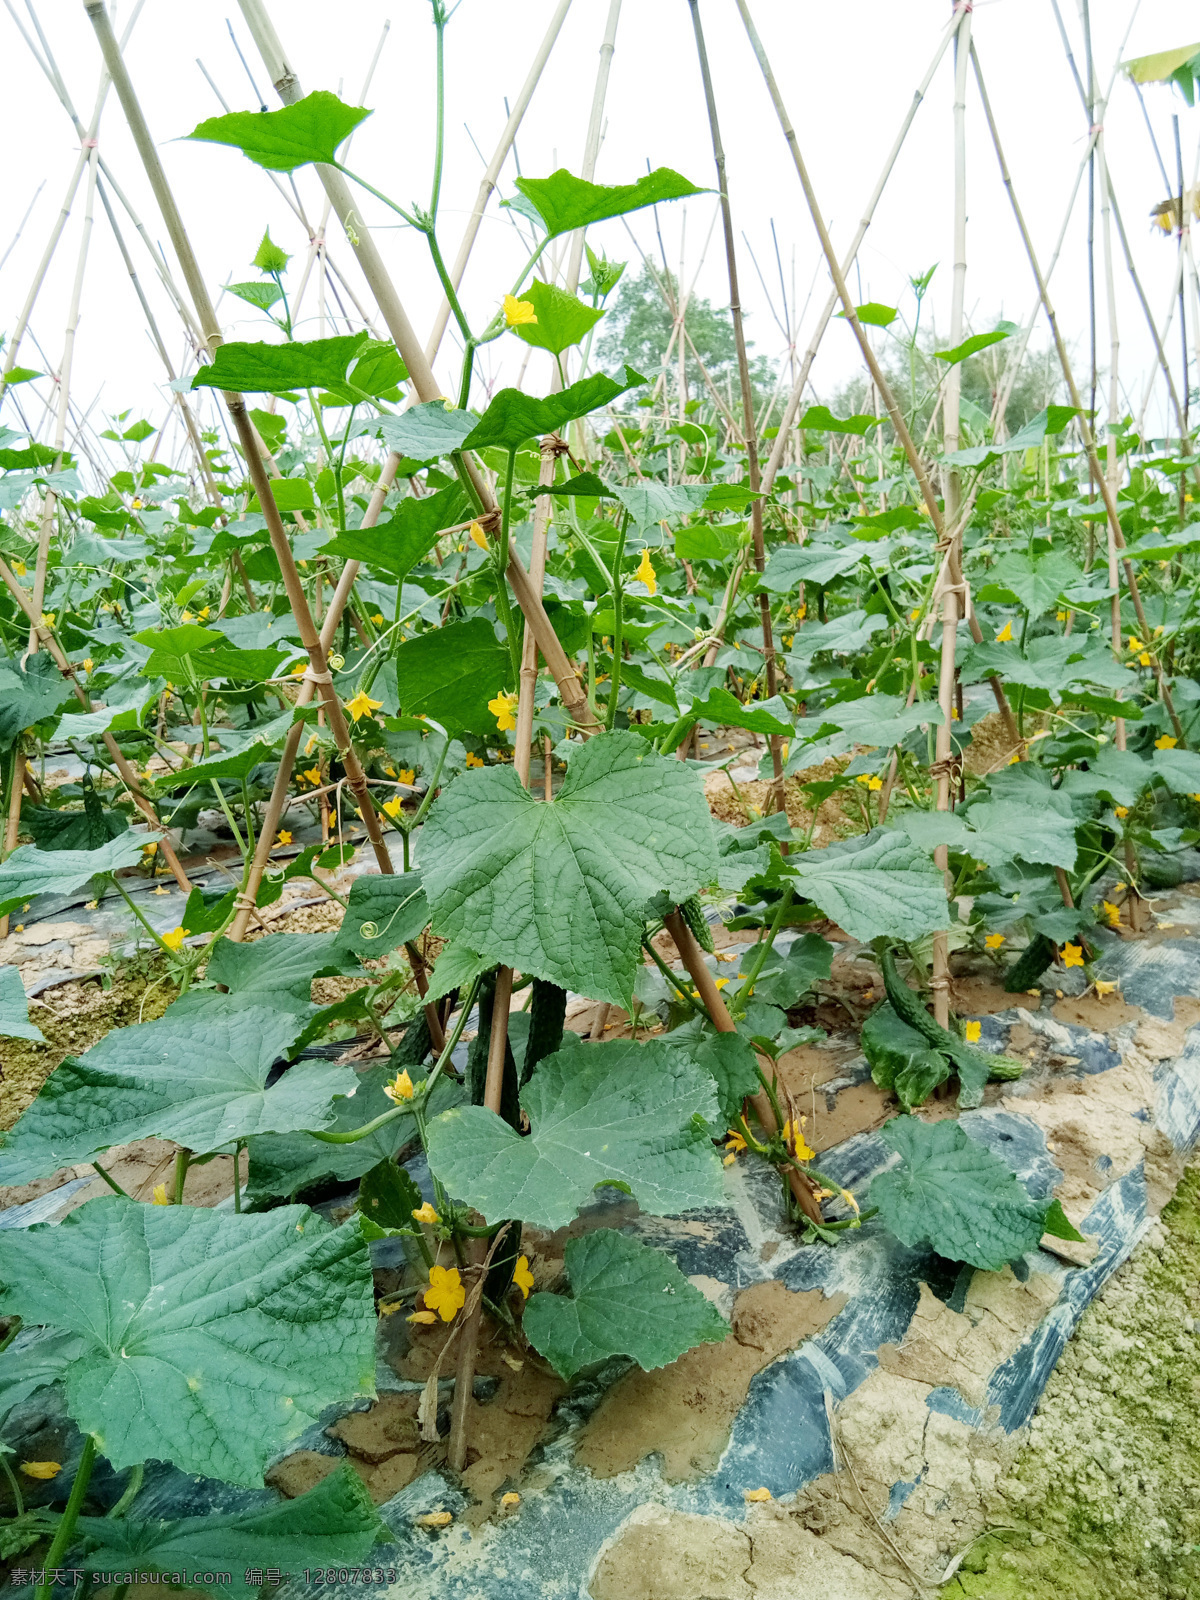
left=679, top=894, right=715, bottom=954
left=522, top=979, right=567, bottom=1085
left=390, top=1013, right=432, bottom=1070
left=1141, top=855, right=1185, bottom=890
left=1003, top=932, right=1056, bottom=994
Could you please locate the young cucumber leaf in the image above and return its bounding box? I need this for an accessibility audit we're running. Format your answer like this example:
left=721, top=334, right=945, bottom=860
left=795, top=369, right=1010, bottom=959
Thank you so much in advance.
left=421, top=730, right=718, bottom=1005
left=0, top=1198, right=375, bottom=1484
left=797, top=405, right=879, bottom=436
left=786, top=831, right=949, bottom=945
left=393, top=617, right=513, bottom=736
left=377, top=401, right=476, bottom=461
left=356, top=1157, right=425, bottom=1234
left=523, top=1229, right=728, bottom=1381
left=192, top=332, right=369, bottom=396
left=425, top=1036, right=723, bottom=1229
left=248, top=478, right=315, bottom=516
left=751, top=933, right=835, bottom=1011
left=683, top=1032, right=763, bottom=1128
left=870, top=1117, right=1052, bottom=1270
left=0, top=966, right=43, bottom=1044
left=333, top=872, right=428, bottom=961
left=0, top=1006, right=351, bottom=1184
left=0, top=656, right=74, bottom=744
left=509, top=279, right=604, bottom=356
left=461, top=367, right=646, bottom=452
left=0, top=834, right=147, bottom=919
left=512, top=168, right=705, bottom=238
left=934, top=329, right=1011, bottom=364
left=76, top=1463, right=388, bottom=1596
left=188, top=91, right=371, bottom=172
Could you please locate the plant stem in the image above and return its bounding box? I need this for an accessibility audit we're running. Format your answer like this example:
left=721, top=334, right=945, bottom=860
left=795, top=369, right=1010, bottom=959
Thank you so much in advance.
left=106, top=1463, right=143, bottom=1520
left=35, top=1434, right=96, bottom=1600
left=735, top=886, right=795, bottom=998
left=172, top=1149, right=190, bottom=1206
left=0, top=1451, right=25, bottom=1518
left=232, top=1140, right=244, bottom=1213
left=92, top=1162, right=130, bottom=1199
left=112, top=875, right=179, bottom=961
left=604, top=511, right=630, bottom=731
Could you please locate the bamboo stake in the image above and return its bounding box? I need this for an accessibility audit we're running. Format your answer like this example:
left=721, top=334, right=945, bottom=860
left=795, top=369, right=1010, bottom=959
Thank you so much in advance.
left=563, top=0, right=622, bottom=300
left=663, top=910, right=823, bottom=1225
left=82, top=0, right=398, bottom=877
left=425, top=0, right=574, bottom=366
left=761, top=8, right=961, bottom=493
left=30, top=141, right=98, bottom=648
left=968, top=43, right=1185, bottom=746
left=0, top=754, right=25, bottom=939
left=235, top=0, right=599, bottom=739
left=1096, top=127, right=1125, bottom=750
left=930, top=3, right=973, bottom=1031
left=733, top=0, right=1019, bottom=751
left=514, top=439, right=562, bottom=786
left=687, top=0, right=785, bottom=810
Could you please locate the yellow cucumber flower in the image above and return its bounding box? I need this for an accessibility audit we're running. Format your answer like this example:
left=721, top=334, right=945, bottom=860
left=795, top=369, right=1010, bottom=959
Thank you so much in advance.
left=513, top=1255, right=535, bottom=1298
left=412, top=1202, right=439, bottom=1225
left=383, top=1069, right=414, bottom=1104
left=346, top=689, right=383, bottom=723
left=489, top=690, right=519, bottom=732
left=382, top=796, right=404, bottom=820
left=964, top=1020, right=982, bottom=1043
left=161, top=926, right=188, bottom=952
left=1155, top=735, right=1177, bottom=750
left=504, top=294, right=537, bottom=327
left=995, top=621, right=1013, bottom=643
left=424, top=1264, right=466, bottom=1322
left=634, top=548, right=657, bottom=595
left=1060, top=943, right=1085, bottom=968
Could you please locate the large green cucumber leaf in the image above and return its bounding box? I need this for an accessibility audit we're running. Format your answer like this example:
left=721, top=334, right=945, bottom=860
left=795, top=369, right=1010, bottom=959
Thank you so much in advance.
left=861, top=1004, right=949, bottom=1112
left=870, top=1117, right=1049, bottom=1270
left=901, top=795, right=1079, bottom=871
left=684, top=1032, right=763, bottom=1128
left=786, top=831, right=949, bottom=944
left=751, top=933, right=835, bottom=1010
left=979, top=550, right=1084, bottom=615
left=1152, top=745, right=1200, bottom=794
left=77, top=1464, right=388, bottom=1595
left=392, top=617, right=512, bottom=736
left=0, top=1006, right=349, bottom=1184
left=0, top=966, right=42, bottom=1043
left=54, top=680, right=159, bottom=742
left=192, top=333, right=369, bottom=397
left=424, top=1036, right=722, bottom=1228
left=460, top=368, right=645, bottom=452
left=0, top=1199, right=375, bottom=1484
left=0, top=834, right=147, bottom=918
left=523, top=1229, right=728, bottom=1380
left=421, top=730, right=718, bottom=1005
left=205, top=931, right=361, bottom=1008
left=0, top=1328, right=85, bottom=1422
left=758, top=541, right=871, bottom=591
left=188, top=92, right=371, bottom=172
left=513, top=167, right=704, bottom=238
left=0, top=655, right=73, bottom=745
left=320, top=482, right=469, bottom=581
left=942, top=404, right=1079, bottom=469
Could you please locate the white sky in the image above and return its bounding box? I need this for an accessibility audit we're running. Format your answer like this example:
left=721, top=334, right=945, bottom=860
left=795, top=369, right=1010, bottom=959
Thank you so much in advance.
left=1, top=0, right=1197, bottom=471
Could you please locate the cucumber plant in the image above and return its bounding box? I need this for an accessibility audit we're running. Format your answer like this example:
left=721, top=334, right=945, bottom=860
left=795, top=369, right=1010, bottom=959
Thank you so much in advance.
left=0, top=3, right=1194, bottom=1580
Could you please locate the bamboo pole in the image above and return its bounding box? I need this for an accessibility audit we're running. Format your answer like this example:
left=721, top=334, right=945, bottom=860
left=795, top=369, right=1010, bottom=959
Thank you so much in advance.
left=425, top=0, right=574, bottom=366
left=563, top=0, right=622, bottom=300
left=761, top=8, right=960, bottom=493
left=663, top=910, right=823, bottom=1225
left=968, top=42, right=1185, bottom=745
left=1096, top=127, right=1125, bottom=751
left=733, top=0, right=1019, bottom=750
left=82, top=0, right=398, bottom=878
left=929, top=4, right=972, bottom=1031
left=686, top=0, right=785, bottom=810
left=235, top=0, right=599, bottom=738
left=29, top=142, right=98, bottom=648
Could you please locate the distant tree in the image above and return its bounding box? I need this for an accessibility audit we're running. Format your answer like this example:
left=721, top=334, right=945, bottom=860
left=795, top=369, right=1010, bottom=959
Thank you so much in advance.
left=595, top=263, right=776, bottom=416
